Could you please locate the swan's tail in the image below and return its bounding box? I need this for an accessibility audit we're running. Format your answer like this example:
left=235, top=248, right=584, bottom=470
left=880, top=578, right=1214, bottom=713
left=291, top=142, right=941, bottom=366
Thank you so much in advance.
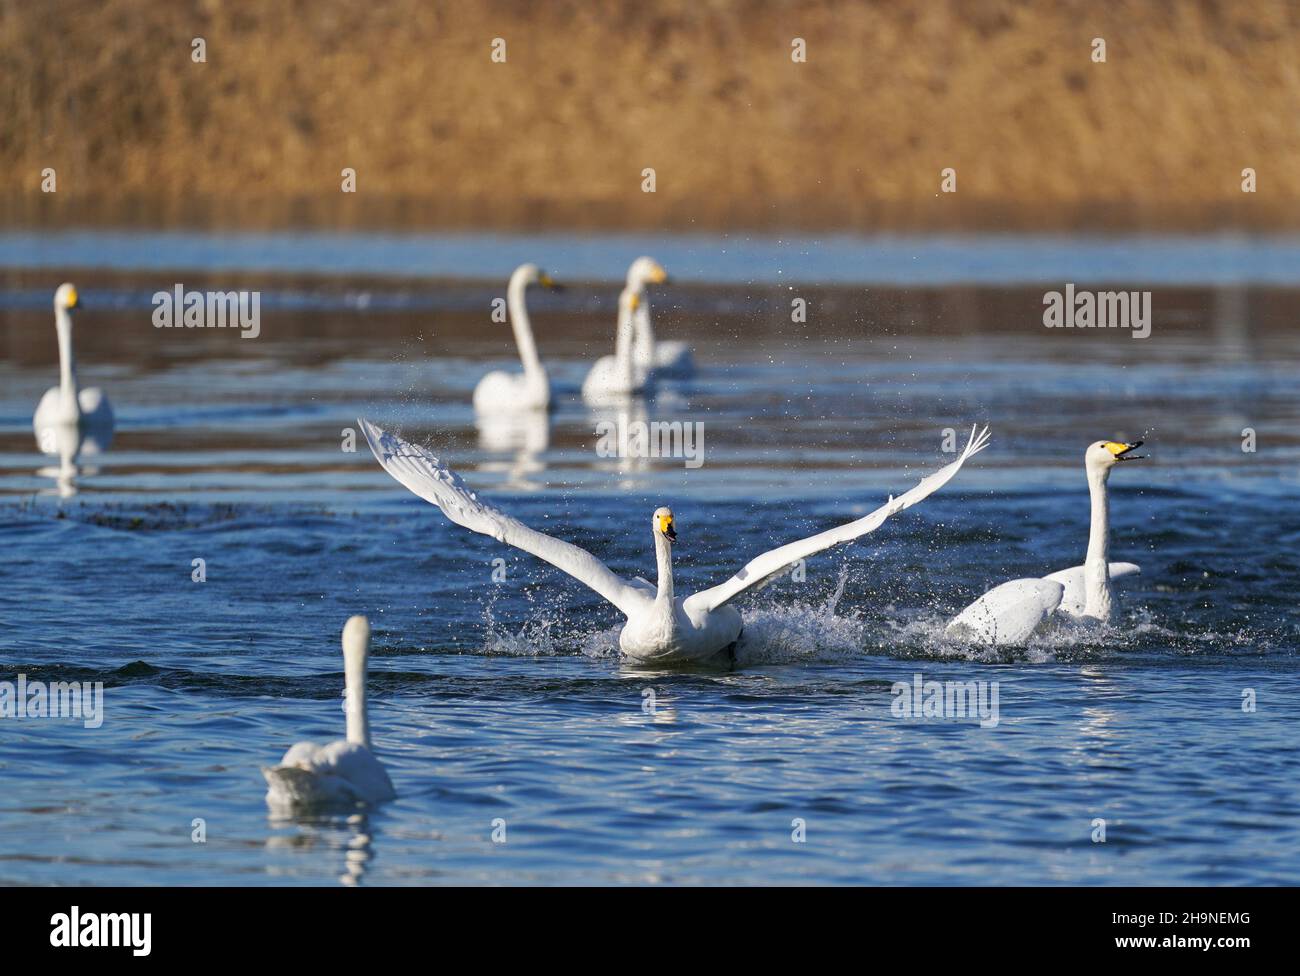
left=263, top=765, right=361, bottom=811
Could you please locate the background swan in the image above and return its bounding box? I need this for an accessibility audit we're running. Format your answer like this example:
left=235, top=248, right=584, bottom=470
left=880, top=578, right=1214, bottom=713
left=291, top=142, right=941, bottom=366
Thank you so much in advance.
left=263, top=616, right=396, bottom=811
left=582, top=287, right=652, bottom=404
left=473, top=263, right=559, bottom=414
left=362, top=419, right=989, bottom=665
left=627, top=257, right=694, bottom=379
left=946, top=440, right=1145, bottom=646
left=33, top=283, right=115, bottom=456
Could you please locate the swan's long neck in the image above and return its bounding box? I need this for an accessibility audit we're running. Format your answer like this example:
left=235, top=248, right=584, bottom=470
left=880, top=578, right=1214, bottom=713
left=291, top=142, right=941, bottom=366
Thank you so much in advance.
left=631, top=295, right=655, bottom=371
left=1083, top=465, right=1113, bottom=621
left=55, top=307, right=79, bottom=414
left=343, top=647, right=371, bottom=749
left=653, top=530, right=674, bottom=605
left=614, top=299, right=637, bottom=388
left=507, top=275, right=545, bottom=383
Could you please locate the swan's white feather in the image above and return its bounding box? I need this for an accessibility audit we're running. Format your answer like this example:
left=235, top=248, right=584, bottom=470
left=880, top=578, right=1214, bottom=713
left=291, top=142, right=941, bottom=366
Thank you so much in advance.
left=651, top=338, right=694, bottom=376
left=263, top=739, right=395, bottom=809
left=945, top=578, right=1065, bottom=645
left=683, top=425, right=991, bottom=615
left=473, top=370, right=548, bottom=414
left=360, top=419, right=650, bottom=617
left=1045, top=562, right=1141, bottom=618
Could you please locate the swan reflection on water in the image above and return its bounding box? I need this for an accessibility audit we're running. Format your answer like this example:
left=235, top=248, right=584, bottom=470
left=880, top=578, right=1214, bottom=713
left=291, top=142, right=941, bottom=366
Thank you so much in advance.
left=264, top=812, right=380, bottom=887
left=476, top=408, right=551, bottom=490
left=35, top=419, right=112, bottom=497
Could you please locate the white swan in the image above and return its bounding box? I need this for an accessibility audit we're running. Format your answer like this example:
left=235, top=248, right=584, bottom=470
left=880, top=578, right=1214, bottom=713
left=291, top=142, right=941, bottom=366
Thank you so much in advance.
left=626, top=257, right=694, bottom=379
left=263, top=616, right=396, bottom=810
left=945, top=440, right=1145, bottom=646
left=33, top=283, right=114, bottom=455
left=582, top=287, right=651, bottom=404
left=361, top=419, right=990, bottom=665
left=473, top=263, right=559, bottom=415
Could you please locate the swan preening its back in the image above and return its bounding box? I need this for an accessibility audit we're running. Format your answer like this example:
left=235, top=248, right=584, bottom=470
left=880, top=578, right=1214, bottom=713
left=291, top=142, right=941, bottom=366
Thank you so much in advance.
left=946, top=440, right=1145, bottom=645
left=473, top=263, right=559, bottom=415
left=361, top=419, right=990, bottom=665
left=33, top=283, right=115, bottom=456
left=263, top=616, right=396, bottom=811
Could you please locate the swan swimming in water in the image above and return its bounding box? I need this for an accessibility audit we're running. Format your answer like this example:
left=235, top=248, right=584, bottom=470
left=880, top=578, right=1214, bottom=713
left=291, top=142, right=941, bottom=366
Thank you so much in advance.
left=263, top=616, right=396, bottom=810
left=626, top=257, right=694, bottom=379
left=473, top=263, right=559, bottom=415
left=582, top=287, right=651, bottom=404
left=33, top=283, right=115, bottom=456
left=945, top=440, right=1145, bottom=646
left=361, top=419, right=990, bottom=665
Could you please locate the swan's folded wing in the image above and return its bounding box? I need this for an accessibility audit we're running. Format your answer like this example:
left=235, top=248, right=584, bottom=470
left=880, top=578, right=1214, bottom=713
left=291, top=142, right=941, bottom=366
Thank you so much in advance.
left=360, top=419, right=649, bottom=616
left=684, top=425, right=991, bottom=615
left=945, top=577, right=1065, bottom=645
left=1046, top=562, right=1141, bottom=618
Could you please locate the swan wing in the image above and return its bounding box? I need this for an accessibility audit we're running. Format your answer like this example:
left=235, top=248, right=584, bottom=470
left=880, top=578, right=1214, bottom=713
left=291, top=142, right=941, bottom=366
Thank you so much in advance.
left=361, top=419, right=650, bottom=617
left=684, top=425, right=991, bottom=615
left=945, top=577, right=1065, bottom=645
left=77, top=388, right=114, bottom=428
left=1045, top=562, right=1141, bottom=617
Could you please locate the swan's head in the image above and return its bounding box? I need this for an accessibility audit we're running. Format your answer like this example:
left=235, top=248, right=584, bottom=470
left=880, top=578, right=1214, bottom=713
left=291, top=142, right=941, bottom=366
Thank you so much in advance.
left=653, top=506, right=677, bottom=543
left=54, top=283, right=80, bottom=312
left=1086, top=440, right=1145, bottom=472
left=512, top=263, right=560, bottom=291
left=627, top=257, right=668, bottom=288
left=342, top=614, right=371, bottom=663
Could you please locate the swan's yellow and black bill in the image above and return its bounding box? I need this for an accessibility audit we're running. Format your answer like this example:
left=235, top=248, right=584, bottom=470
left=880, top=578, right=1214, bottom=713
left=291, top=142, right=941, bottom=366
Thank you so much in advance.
left=648, top=265, right=669, bottom=284
left=1105, top=440, right=1146, bottom=460
left=538, top=272, right=562, bottom=291
left=64, top=287, right=80, bottom=309
left=658, top=512, right=676, bottom=541
left=628, top=292, right=641, bottom=311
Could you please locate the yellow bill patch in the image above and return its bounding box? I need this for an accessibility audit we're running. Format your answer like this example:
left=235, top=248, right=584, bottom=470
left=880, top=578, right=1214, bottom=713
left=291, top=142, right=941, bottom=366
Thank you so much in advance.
left=658, top=513, right=673, bottom=532
left=1104, top=441, right=1131, bottom=456
left=65, top=286, right=79, bottom=307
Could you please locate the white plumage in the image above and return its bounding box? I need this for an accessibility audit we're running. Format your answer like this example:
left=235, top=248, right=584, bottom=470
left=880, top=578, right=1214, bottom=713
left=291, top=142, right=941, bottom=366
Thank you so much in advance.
left=582, top=287, right=652, bottom=404
left=264, top=616, right=396, bottom=811
left=473, top=263, right=559, bottom=415
left=33, top=283, right=115, bottom=456
left=626, top=257, right=694, bottom=379
left=946, top=440, right=1145, bottom=645
left=362, top=419, right=990, bottom=665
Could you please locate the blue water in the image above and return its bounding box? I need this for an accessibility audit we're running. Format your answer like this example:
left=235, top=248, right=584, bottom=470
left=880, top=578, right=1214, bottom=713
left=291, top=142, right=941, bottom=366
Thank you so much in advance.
left=1, top=245, right=1298, bottom=885
left=4, top=229, right=1300, bottom=284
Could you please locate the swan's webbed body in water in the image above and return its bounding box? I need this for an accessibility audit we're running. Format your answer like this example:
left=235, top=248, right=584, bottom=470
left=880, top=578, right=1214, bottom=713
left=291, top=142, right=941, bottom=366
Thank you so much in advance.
left=946, top=440, right=1146, bottom=646
left=361, top=419, right=990, bottom=665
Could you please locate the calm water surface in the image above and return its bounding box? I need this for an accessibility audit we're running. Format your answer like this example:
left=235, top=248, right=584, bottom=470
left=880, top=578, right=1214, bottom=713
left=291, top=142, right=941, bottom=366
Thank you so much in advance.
left=0, top=242, right=1297, bottom=885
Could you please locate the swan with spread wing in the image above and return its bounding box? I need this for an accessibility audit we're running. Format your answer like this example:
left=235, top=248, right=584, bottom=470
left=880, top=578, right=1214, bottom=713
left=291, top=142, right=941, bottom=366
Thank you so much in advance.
left=361, top=420, right=990, bottom=665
